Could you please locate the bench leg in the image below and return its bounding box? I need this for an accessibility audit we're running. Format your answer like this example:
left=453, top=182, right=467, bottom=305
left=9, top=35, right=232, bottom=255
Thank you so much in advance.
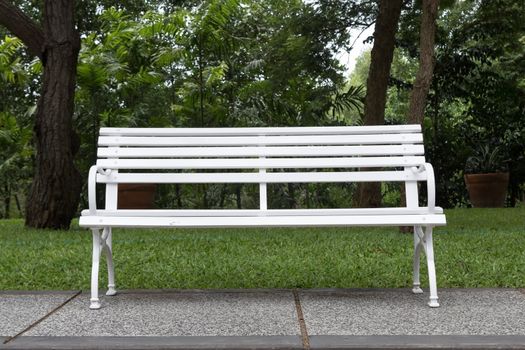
left=412, top=227, right=424, bottom=294
left=90, top=229, right=102, bottom=309
left=103, top=227, right=117, bottom=296
left=414, top=225, right=439, bottom=308
left=423, top=226, right=439, bottom=307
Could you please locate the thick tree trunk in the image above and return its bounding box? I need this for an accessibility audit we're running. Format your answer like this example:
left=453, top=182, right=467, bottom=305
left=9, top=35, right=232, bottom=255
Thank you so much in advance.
left=0, top=0, right=81, bottom=229
left=408, top=0, right=439, bottom=124
left=25, top=0, right=81, bottom=229
left=356, top=0, right=403, bottom=208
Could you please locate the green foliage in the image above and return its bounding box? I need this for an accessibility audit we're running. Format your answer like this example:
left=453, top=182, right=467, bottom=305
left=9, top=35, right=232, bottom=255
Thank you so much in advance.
left=346, top=46, right=419, bottom=125
left=348, top=49, right=370, bottom=86
left=392, top=0, right=525, bottom=207
left=432, top=0, right=525, bottom=206
left=69, top=1, right=364, bottom=212
left=333, top=85, right=364, bottom=115
left=0, top=35, right=37, bottom=218
left=0, top=111, right=32, bottom=218
left=346, top=0, right=525, bottom=208
left=0, top=36, right=26, bottom=84
left=2, top=0, right=524, bottom=216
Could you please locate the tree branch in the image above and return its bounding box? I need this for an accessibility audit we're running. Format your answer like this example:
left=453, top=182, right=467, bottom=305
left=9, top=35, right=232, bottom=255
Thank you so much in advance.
left=0, top=0, right=44, bottom=59
left=348, top=21, right=376, bottom=51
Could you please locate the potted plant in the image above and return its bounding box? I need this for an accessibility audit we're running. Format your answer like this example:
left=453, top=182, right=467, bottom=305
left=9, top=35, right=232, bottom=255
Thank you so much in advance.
left=464, top=145, right=509, bottom=207
left=118, top=184, right=157, bottom=209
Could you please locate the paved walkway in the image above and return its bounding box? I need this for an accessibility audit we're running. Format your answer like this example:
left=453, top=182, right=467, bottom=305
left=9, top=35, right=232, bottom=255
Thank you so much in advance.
left=2, top=288, right=525, bottom=349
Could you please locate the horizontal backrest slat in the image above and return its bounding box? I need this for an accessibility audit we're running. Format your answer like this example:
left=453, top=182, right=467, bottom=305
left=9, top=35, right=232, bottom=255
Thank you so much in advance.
left=97, top=145, right=425, bottom=158
left=99, top=125, right=421, bottom=136
left=98, top=133, right=422, bottom=147
left=96, top=156, right=426, bottom=169
left=97, top=170, right=427, bottom=184
left=83, top=207, right=442, bottom=216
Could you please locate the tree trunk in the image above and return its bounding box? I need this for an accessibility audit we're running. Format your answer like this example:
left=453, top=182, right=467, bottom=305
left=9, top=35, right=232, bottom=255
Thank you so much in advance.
left=14, top=194, right=22, bottom=215
left=287, top=183, right=297, bottom=209
left=198, top=38, right=205, bottom=126
left=356, top=0, right=403, bottom=208
left=175, top=184, right=182, bottom=208
left=3, top=184, right=10, bottom=218
left=201, top=184, right=208, bottom=208
left=400, top=0, right=439, bottom=233
left=25, top=0, right=81, bottom=229
left=219, top=185, right=226, bottom=208
left=408, top=0, right=439, bottom=124
left=235, top=185, right=242, bottom=209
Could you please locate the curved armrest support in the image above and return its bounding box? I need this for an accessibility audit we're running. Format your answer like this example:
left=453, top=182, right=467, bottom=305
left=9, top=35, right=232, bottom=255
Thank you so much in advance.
left=88, top=165, right=99, bottom=215
left=88, top=166, right=113, bottom=215
left=420, top=163, right=436, bottom=213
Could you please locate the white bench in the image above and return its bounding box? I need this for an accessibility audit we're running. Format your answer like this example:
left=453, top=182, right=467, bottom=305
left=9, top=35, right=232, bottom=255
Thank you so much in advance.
left=79, top=124, right=446, bottom=309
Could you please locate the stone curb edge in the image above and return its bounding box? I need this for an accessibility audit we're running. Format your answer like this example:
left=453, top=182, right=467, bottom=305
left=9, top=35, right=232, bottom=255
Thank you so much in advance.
left=310, top=335, right=525, bottom=349
left=1, top=336, right=302, bottom=350
left=3, top=335, right=525, bottom=350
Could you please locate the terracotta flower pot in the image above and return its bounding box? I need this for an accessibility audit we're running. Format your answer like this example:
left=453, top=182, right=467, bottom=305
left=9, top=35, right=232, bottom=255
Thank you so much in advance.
left=464, top=172, right=509, bottom=208
left=117, top=184, right=156, bottom=209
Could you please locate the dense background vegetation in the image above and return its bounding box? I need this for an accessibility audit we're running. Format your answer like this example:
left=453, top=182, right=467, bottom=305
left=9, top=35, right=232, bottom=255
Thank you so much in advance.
left=0, top=0, right=524, bottom=219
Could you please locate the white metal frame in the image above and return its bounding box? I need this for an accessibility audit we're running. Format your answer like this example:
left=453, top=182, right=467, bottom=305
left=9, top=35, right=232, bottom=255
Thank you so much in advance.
left=80, top=125, right=446, bottom=309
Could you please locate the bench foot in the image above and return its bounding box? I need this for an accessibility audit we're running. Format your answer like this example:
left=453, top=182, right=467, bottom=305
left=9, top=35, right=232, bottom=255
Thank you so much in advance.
left=102, top=227, right=117, bottom=299
left=412, top=286, right=424, bottom=294
left=89, top=298, right=101, bottom=310
left=106, top=285, right=117, bottom=296
left=91, top=227, right=117, bottom=309
left=414, top=226, right=439, bottom=308
left=428, top=297, right=440, bottom=308
left=91, top=229, right=101, bottom=310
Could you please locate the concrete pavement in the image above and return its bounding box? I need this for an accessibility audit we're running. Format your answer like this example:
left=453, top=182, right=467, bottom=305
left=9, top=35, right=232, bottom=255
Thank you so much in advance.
left=2, top=288, right=525, bottom=349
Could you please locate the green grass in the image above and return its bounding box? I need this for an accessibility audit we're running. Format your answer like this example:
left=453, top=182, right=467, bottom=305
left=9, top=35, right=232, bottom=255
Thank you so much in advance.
left=1, top=207, right=524, bottom=290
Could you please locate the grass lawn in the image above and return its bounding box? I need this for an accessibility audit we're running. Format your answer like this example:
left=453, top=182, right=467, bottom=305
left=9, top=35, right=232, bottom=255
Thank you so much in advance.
left=1, top=207, right=524, bottom=290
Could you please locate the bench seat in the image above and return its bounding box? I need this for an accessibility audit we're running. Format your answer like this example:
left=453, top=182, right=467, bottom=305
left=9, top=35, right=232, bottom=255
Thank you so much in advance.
left=80, top=208, right=445, bottom=228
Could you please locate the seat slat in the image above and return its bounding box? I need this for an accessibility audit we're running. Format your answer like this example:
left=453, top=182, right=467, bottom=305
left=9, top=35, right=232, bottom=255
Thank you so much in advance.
left=79, top=214, right=446, bottom=228
left=97, top=170, right=427, bottom=184
left=98, top=133, right=423, bottom=147
left=97, top=145, right=425, bottom=158
left=96, top=156, right=426, bottom=170
left=99, top=124, right=421, bottom=136
left=81, top=207, right=444, bottom=217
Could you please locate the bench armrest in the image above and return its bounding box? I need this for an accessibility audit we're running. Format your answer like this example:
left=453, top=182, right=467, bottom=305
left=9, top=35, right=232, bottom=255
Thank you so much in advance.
left=419, top=163, right=436, bottom=214
left=87, top=165, right=99, bottom=215
left=88, top=166, right=113, bottom=215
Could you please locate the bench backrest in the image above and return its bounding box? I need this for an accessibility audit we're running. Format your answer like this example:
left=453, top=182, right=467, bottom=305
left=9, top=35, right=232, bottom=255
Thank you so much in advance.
left=95, top=125, right=427, bottom=210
